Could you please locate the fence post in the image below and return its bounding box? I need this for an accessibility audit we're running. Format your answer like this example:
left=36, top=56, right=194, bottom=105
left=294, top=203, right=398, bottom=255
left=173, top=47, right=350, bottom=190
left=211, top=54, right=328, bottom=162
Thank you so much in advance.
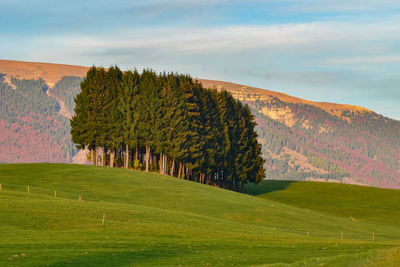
left=341, top=231, right=343, bottom=240
left=101, top=213, right=105, bottom=227
left=372, top=232, right=375, bottom=241
left=307, top=231, right=309, bottom=237
left=27, top=186, right=30, bottom=194
left=54, top=190, right=56, bottom=198
left=0, top=184, right=2, bottom=191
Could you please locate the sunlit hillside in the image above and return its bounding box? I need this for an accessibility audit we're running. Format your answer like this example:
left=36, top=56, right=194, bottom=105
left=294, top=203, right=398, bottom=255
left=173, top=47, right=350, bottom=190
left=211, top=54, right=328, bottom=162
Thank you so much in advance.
left=0, top=164, right=399, bottom=266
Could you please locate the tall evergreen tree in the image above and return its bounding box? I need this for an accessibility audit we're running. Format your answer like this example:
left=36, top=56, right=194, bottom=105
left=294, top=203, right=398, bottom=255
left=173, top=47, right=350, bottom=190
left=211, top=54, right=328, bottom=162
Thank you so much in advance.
left=138, top=69, right=161, bottom=172
left=104, top=66, right=123, bottom=167
left=71, top=67, right=100, bottom=165
left=118, top=69, right=140, bottom=169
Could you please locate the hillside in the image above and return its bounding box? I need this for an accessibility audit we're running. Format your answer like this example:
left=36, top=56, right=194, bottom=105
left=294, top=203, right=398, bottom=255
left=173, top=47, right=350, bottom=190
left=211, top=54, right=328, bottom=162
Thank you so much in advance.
left=0, top=59, right=88, bottom=87
left=200, top=79, right=371, bottom=118
left=1, top=60, right=400, bottom=188
left=247, top=180, right=400, bottom=227
left=0, top=164, right=399, bottom=266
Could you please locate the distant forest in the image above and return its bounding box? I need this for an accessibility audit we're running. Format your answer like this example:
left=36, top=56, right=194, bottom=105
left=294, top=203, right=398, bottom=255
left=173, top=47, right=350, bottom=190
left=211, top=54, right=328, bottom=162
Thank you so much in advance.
left=70, top=66, right=265, bottom=191
left=248, top=98, right=400, bottom=187
left=0, top=75, right=76, bottom=162
left=52, top=76, right=83, bottom=116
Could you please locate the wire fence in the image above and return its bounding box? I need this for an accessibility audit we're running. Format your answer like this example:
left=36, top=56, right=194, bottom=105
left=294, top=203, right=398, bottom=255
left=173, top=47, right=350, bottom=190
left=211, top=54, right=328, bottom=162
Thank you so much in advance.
left=1, top=182, right=400, bottom=242
left=0, top=182, right=103, bottom=202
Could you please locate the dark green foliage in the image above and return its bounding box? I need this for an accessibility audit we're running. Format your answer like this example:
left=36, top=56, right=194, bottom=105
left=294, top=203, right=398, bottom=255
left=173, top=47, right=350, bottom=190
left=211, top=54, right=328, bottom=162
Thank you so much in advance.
left=306, top=151, right=349, bottom=177
left=118, top=69, right=141, bottom=152
left=70, top=66, right=265, bottom=190
left=103, top=66, right=123, bottom=152
left=8, top=77, right=59, bottom=116
left=52, top=76, right=83, bottom=115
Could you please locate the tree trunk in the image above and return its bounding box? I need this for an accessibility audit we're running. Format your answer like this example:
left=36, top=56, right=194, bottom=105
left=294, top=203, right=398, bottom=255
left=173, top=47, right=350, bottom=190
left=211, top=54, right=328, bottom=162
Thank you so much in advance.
left=164, top=155, right=167, bottom=175
left=94, top=147, right=98, bottom=166
left=178, top=162, right=182, bottom=179
left=152, top=154, right=155, bottom=171
left=125, top=144, right=129, bottom=169
left=91, top=149, right=95, bottom=166
left=145, top=146, right=150, bottom=172
left=160, top=152, right=163, bottom=174
left=161, top=154, right=164, bottom=175
left=109, top=149, right=115, bottom=167
left=102, top=147, right=107, bottom=166
left=116, top=149, right=120, bottom=168
left=130, top=149, right=134, bottom=167
left=170, top=159, right=175, bottom=176
left=181, top=163, right=185, bottom=179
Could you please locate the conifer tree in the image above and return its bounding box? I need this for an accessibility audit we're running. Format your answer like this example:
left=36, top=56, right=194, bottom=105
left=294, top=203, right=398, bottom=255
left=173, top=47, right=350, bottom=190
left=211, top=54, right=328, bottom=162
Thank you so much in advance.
left=138, top=69, right=160, bottom=172
left=71, top=67, right=99, bottom=165
left=104, top=66, right=123, bottom=167
left=118, top=69, right=140, bottom=169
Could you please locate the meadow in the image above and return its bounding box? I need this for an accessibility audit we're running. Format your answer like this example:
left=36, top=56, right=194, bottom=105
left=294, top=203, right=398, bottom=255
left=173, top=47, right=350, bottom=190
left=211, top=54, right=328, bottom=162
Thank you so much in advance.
left=0, top=164, right=399, bottom=266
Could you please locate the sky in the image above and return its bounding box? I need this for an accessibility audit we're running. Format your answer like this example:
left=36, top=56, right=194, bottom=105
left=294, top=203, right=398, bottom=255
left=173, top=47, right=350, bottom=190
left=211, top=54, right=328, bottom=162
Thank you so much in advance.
left=1, top=0, right=400, bottom=119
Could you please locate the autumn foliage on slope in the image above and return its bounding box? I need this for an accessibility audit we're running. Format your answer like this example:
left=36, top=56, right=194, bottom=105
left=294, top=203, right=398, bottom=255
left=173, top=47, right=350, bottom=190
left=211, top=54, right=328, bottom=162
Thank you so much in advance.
left=0, top=75, right=75, bottom=163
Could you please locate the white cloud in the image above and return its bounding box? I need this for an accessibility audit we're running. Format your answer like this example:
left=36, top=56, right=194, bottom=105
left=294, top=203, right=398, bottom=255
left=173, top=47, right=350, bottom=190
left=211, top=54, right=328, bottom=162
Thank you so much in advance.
left=28, top=19, right=400, bottom=54
left=329, top=55, right=400, bottom=64
left=284, top=0, right=400, bottom=12
left=4, top=18, right=400, bottom=119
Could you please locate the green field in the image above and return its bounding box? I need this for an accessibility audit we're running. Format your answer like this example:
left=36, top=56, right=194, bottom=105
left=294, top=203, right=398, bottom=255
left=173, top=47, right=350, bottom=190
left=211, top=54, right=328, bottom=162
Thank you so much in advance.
left=0, top=164, right=399, bottom=266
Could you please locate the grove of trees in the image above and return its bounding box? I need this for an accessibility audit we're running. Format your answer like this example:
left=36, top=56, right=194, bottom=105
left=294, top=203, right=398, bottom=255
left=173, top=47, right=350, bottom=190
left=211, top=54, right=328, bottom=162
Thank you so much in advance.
left=70, top=66, right=265, bottom=191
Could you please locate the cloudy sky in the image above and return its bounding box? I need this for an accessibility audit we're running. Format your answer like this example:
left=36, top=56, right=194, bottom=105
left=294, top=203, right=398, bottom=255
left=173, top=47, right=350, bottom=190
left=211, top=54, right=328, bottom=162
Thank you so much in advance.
left=1, top=0, right=400, bottom=119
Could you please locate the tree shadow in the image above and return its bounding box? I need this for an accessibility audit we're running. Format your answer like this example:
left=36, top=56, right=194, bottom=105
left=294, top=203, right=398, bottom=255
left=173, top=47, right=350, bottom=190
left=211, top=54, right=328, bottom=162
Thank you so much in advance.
left=245, top=180, right=296, bottom=196
left=46, top=248, right=182, bottom=267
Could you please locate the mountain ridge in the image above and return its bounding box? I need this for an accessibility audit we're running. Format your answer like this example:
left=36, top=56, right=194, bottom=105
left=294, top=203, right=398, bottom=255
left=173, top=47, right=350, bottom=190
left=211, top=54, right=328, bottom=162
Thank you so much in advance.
left=0, top=59, right=373, bottom=119
left=200, top=79, right=371, bottom=119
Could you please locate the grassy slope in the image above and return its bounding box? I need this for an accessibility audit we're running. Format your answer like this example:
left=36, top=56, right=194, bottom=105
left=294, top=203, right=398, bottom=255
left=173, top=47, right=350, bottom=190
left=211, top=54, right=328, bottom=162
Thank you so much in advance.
left=0, top=164, right=399, bottom=266
left=247, top=180, right=400, bottom=228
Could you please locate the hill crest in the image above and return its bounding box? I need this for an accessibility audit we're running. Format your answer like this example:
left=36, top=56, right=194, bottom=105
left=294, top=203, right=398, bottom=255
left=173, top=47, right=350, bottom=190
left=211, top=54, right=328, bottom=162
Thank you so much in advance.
left=0, top=59, right=89, bottom=87
left=200, top=79, right=370, bottom=120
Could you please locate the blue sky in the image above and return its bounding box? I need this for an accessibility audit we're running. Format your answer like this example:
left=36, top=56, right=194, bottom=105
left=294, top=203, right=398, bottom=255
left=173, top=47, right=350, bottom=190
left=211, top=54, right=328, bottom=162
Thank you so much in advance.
left=1, top=0, right=400, bottom=119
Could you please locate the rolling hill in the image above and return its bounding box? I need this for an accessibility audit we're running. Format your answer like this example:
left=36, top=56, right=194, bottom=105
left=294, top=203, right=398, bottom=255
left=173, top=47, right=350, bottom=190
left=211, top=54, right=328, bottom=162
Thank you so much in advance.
left=1, top=59, right=400, bottom=189
left=0, top=164, right=399, bottom=266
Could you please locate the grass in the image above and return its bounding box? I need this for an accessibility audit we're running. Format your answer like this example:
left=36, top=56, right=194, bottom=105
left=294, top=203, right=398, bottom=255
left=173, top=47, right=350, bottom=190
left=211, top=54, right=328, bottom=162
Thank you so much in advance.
left=246, top=180, right=400, bottom=227
left=0, top=164, right=399, bottom=266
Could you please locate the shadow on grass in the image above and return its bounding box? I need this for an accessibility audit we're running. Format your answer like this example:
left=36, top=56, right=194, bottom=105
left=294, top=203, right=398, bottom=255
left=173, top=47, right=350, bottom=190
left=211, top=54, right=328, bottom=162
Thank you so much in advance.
left=46, top=248, right=183, bottom=267
left=245, top=180, right=296, bottom=196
